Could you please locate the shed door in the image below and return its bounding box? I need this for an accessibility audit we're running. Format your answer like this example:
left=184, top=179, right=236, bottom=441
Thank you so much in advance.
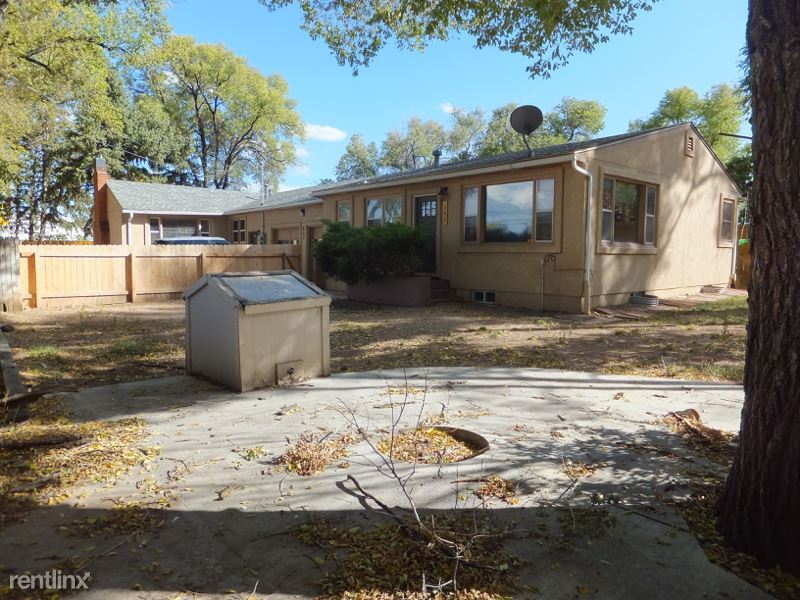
left=415, top=195, right=437, bottom=273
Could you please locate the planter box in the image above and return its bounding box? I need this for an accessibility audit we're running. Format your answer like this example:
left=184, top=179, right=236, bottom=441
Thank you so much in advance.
left=347, top=275, right=431, bottom=307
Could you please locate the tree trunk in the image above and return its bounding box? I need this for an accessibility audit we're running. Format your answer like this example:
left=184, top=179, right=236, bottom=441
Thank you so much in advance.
left=717, top=0, right=800, bottom=573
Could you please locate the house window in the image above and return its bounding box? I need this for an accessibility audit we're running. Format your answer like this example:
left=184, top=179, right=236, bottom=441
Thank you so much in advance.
left=463, top=187, right=479, bottom=242
left=601, top=177, right=658, bottom=245
left=248, top=231, right=261, bottom=245
left=464, top=178, right=555, bottom=243
left=232, top=219, right=246, bottom=243
left=720, top=199, right=735, bottom=244
left=337, top=202, right=352, bottom=223
left=535, top=179, right=554, bottom=242
left=162, top=219, right=199, bottom=239
left=366, top=196, right=401, bottom=226
left=149, top=218, right=161, bottom=244
left=199, top=219, right=211, bottom=237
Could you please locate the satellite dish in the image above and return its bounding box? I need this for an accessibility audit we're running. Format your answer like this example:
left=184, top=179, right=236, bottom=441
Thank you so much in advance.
left=508, top=105, right=543, bottom=156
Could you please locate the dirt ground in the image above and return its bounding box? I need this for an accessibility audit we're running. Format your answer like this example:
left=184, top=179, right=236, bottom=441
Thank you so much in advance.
left=1, top=293, right=747, bottom=390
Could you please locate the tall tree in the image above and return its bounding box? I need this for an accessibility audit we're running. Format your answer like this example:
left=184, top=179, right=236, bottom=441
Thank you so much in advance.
left=547, top=97, right=607, bottom=142
left=335, top=133, right=379, bottom=180
left=264, top=0, right=799, bottom=574
left=446, top=107, right=486, bottom=161
left=0, top=0, right=165, bottom=238
left=477, top=98, right=606, bottom=158
left=630, top=84, right=745, bottom=162
left=716, top=0, right=799, bottom=571
left=379, top=117, right=446, bottom=171
left=143, top=35, right=303, bottom=189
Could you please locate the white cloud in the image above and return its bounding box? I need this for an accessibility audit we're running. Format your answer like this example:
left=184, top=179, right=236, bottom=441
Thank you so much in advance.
left=440, top=102, right=455, bottom=114
left=305, top=124, right=347, bottom=142
left=292, top=164, right=310, bottom=176
left=295, top=147, right=310, bottom=158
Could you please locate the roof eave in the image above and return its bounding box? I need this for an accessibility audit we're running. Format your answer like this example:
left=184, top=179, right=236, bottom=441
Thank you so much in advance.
left=323, top=154, right=577, bottom=195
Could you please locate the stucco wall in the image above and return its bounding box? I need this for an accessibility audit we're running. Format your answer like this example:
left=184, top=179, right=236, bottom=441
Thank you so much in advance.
left=320, top=163, right=586, bottom=312
left=316, top=125, right=739, bottom=313
left=585, top=126, right=739, bottom=306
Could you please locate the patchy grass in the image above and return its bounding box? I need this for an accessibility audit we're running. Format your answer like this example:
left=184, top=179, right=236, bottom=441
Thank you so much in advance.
left=3, top=294, right=748, bottom=391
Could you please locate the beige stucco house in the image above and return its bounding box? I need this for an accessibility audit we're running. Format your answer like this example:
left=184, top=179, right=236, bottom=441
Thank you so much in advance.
left=92, top=123, right=741, bottom=313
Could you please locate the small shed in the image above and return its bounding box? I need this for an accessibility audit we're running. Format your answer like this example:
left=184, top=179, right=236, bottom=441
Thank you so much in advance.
left=183, top=271, right=331, bottom=392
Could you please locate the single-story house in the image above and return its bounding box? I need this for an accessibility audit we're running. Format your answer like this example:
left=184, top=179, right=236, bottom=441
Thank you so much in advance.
left=92, top=123, right=742, bottom=313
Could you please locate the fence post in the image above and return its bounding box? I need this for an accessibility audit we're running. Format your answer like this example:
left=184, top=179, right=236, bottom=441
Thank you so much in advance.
left=127, top=248, right=137, bottom=303
left=197, top=250, right=205, bottom=279
left=31, top=250, right=43, bottom=309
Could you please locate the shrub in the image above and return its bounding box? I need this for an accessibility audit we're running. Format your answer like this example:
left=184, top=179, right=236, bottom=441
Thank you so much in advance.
left=314, top=221, right=425, bottom=285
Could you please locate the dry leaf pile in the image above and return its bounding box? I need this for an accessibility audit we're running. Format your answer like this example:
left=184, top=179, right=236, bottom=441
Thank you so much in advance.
left=474, top=476, right=519, bottom=505
left=277, top=432, right=355, bottom=476
left=658, top=409, right=737, bottom=464
left=295, top=517, right=515, bottom=599
left=0, top=396, right=158, bottom=526
left=562, top=459, right=598, bottom=479
left=377, top=428, right=478, bottom=464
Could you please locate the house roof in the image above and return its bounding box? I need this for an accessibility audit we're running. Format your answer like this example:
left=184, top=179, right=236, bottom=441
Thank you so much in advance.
left=107, top=180, right=258, bottom=215
left=106, top=124, right=742, bottom=217
left=317, top=125, right=683, bottom=194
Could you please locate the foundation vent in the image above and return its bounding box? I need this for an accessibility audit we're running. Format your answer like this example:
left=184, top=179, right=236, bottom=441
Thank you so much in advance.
left=472, top=290, right=496, bottom=304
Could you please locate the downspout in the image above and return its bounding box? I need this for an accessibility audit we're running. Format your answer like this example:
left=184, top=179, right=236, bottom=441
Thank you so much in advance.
left=126, top=212, right=134, bottom=245
left=572, top=156, right=594, bottom=315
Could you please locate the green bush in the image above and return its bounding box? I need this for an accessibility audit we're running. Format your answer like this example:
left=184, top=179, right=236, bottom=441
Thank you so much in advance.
left=314, top=221, right=425, bottom=285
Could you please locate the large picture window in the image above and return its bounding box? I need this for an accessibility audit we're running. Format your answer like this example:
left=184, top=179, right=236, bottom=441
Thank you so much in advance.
left=366, top=196, right=402, bottom=226
left=463, top=178, right=555, bottom=243
left=601, top=177, right=658, bottom=245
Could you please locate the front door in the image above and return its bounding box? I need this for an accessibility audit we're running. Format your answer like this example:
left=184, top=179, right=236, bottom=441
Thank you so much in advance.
left=415, top=195, right=437, bottom=273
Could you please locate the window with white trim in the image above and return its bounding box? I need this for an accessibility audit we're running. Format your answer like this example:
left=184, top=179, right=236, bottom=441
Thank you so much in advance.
left=199, top=219, right=211, bottom=237
left=601, top=177, right=658, bottom=245
left=149, top=218, right=161, bottom=244
left=720, top=199, right=735, bottom=244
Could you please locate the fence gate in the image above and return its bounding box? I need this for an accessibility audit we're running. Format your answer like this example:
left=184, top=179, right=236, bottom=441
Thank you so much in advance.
left=0, top=239, right=22, bottom=312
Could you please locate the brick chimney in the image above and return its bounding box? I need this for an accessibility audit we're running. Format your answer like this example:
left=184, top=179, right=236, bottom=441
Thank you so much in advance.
left=92, top=156, right=110, bottom=244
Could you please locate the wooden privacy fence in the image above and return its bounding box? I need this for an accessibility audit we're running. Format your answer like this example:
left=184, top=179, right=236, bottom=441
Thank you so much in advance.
left=0, top=239, right=23, bottom=312
left=16, top=244, right=301, bottom=309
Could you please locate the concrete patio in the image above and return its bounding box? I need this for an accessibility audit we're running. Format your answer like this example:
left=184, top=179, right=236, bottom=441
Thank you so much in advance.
left=0, top=368, right=768, bottom=599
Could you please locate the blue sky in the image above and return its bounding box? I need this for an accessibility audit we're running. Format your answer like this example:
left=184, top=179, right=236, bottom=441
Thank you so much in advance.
left=166, top=0, right=749, bottom=190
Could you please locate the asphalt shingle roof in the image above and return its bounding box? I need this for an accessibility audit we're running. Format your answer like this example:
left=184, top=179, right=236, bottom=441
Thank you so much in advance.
left=106, top=125, right=701, bottom=215
left=319, top=126, right=681, bottom=193
left=106, top=180, right=328, bottom=215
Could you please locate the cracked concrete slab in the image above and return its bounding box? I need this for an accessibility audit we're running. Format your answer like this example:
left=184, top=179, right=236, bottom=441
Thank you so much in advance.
left=0, top=368, right=766, bottom=599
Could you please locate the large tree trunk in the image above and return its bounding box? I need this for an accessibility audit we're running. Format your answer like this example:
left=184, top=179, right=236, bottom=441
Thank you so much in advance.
left=717, top=0, right=800, bottom=572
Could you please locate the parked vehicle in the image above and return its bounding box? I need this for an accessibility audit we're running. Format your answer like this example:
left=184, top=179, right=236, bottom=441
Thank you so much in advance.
left=154, top=236, right=230, bottom=245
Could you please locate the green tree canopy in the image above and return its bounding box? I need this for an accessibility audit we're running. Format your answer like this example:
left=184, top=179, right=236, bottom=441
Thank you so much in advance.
left=260, top=0, right=657, bottom=79
left=335, top=134, right=380, bottom=181
left=379, top=117, right=447, bottom=172
left=629, top=84, right=745, bottom=162
left=141, top=35, right=304, bottom=189
left=0, top=0, right=166, bottom=237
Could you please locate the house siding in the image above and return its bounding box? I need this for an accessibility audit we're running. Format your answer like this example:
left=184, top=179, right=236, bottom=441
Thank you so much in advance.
left=586, top=126, right=738, bottom=307
left=316, top=124, right=738, bottom=312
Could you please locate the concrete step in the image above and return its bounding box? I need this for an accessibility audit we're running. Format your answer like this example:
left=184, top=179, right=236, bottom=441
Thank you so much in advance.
left=430, top=278, right=451, bottom=290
